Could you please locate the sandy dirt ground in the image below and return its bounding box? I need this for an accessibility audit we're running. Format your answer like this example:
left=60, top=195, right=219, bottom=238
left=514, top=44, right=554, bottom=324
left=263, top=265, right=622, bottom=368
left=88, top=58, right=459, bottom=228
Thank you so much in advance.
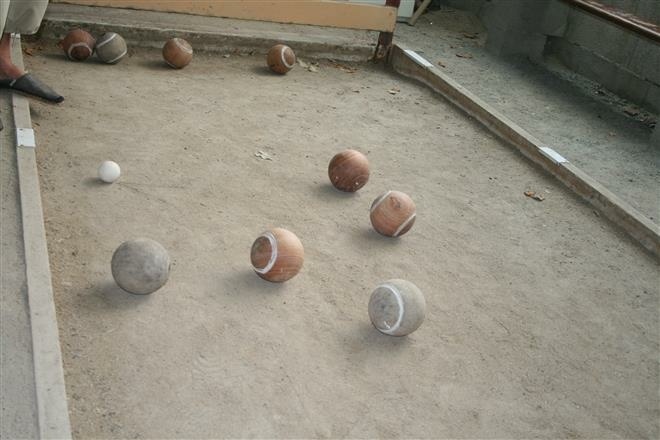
left=396, top=9, right=659, bottom=223
left=23, top=43, right=659, bottom=438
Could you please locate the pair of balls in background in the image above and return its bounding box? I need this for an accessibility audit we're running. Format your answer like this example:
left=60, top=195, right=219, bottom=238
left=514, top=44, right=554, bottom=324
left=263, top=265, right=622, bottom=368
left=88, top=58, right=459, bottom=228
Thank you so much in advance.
left=248, top=228, right=425, bottom=336
left=111, top=228, right=303, bottom=293
left=110, top=228, right=300, bottom=296
left=328, top=150, right=416, bottom=237
left=61, top=29, right=127, bottom=64
left=111, top=228, right=302, bottom=295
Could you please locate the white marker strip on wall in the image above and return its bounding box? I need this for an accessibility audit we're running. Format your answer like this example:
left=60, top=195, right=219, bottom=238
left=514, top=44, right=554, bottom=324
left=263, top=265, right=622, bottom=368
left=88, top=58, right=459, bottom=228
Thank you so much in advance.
left=540, top=147, right=568, bottom=164
left=16, top=128, right=35, bottom=148
left=404, top=49, right=433, bottom=68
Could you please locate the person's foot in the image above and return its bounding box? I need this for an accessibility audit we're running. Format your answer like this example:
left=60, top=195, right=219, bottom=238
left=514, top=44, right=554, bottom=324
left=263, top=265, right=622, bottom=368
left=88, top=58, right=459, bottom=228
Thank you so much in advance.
left=0, top=33, right=24, bottom=80
left=0, top=33, right=63, bottom=103
left=0, top=58, right=24, bottom=80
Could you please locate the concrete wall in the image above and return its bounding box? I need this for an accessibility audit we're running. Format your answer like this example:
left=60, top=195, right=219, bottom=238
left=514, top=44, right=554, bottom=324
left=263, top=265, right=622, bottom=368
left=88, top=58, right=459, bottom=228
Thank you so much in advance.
left=548, top=0, right=660, bottom=113
left=441, top=0, right=660, bottom=114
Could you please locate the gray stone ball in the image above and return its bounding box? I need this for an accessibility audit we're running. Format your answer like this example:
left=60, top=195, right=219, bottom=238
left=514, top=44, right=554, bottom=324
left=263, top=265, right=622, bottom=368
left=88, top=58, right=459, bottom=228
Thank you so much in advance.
left=95, top=32, right=127, bottom=64
left=111, top=238, right=170, bottom=295
left=368, top=279, right=426, bottom=336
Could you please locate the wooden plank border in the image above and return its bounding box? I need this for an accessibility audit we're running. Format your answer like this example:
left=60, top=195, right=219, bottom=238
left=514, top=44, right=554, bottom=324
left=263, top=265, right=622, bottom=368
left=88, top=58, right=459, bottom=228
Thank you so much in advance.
left=50, top=0, right=398, bottom=32
left=389, top=43, right=660, bottom=256
left=10, top=34, right=72, bottom=439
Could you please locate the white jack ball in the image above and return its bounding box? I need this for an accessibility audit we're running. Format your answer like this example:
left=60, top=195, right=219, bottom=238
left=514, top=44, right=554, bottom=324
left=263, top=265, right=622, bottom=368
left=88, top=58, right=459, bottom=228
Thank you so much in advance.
left=98, top=160, right=121, bottom=183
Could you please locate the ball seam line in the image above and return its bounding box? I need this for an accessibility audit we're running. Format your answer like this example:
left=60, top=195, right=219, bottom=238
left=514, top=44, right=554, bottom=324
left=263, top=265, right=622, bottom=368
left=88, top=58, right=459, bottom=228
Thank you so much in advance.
left=393, top=213, right=416, bottom=237
left=370, top=190, right=392, bottom=213
left=67, top=42, right=91, bottom=59
left=95, top=33, right=117, bottom=48
left=253, top=231, right=278, bottom=275
left=380, top=283, right=404, bottom=334
left=106, top=49, right=127, bottom=64
left=280, top=46, right=294, bottom=69
left=173, top=38, right=193, bottom=54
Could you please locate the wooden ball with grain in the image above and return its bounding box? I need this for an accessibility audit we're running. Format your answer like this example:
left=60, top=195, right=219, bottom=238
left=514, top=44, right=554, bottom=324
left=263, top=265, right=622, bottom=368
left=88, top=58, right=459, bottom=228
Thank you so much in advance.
left=60, top=29, right=96, bottom=61
left=328, top=149, right=370, bottom=192
left=267, top=44, right=296, bottom=74
left=370, top=190, right=416, bottom=237
left=251, top=228, right=304, bottom=282
left=163, top=38, right=193, bottom=69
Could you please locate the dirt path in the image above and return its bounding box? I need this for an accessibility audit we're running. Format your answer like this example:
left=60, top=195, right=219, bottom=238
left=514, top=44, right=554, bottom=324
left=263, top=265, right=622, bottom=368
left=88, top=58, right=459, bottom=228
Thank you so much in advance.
left=25, top=44, right=659, bottom=438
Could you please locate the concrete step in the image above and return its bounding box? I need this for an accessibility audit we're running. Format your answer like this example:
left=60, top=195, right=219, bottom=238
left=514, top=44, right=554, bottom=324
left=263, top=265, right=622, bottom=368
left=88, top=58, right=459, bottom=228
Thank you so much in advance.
left=41, top=4, right=379, bottom=61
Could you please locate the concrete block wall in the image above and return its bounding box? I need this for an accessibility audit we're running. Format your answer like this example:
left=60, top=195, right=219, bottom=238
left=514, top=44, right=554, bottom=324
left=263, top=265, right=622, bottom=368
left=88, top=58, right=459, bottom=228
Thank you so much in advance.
left=441, top=0, right=660, bottom=114
left=549, top=0, right=660, bottom=113
left=442, top=0, right=569, bottom=61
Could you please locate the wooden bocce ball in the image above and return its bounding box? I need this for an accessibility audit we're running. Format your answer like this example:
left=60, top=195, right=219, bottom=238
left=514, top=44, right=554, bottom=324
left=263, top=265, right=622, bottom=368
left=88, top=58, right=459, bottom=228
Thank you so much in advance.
left=267, top=44, right=296, bottom=74
left=162, top=38, right=193, bottom=69
left=368, top=279, right=426, bottom=336
left=60, top=29, right=95, bottom=61
left=251, top=228, right=304, bottom=282
left=370, top=190, right=416, bottom=237
left=111, top=238, right=170, bottom=295
left=95, top=32, right=127, bottom=64
left=328, top=149, right=370, bottom=192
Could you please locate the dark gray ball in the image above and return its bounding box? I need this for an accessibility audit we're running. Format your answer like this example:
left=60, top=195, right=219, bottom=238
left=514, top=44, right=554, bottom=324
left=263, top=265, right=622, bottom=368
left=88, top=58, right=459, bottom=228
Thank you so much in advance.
left=95, top=32, right=127, bottom=64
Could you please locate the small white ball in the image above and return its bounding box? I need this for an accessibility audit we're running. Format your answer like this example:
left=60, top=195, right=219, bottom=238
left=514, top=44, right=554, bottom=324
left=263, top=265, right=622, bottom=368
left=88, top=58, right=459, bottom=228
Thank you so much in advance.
left=98, top=161, right=121, bottom=183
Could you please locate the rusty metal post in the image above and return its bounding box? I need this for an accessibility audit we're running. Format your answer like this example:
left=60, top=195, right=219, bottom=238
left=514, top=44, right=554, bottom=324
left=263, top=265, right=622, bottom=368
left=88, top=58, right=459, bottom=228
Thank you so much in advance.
left=374, top=0, right=401, bottom=60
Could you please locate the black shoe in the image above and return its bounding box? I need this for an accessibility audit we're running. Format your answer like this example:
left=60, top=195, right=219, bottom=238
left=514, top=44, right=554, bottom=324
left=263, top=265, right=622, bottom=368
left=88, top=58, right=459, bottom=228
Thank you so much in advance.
left=0, top=73, right=64, bottom=103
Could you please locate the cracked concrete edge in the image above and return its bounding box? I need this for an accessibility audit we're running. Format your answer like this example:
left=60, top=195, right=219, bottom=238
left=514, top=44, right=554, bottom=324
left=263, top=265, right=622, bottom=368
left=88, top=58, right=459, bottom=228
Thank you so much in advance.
left=11, top=34, right=72, bottom=440
left=389, top=43, right=660, bottom=257
left=39, top=5, right=376, bottom=61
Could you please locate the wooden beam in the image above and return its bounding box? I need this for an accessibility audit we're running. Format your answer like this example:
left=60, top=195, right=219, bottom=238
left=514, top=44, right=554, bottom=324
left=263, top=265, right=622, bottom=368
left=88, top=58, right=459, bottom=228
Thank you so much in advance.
left=407, top=0, right=431, bottom=26
left=50, top=0, right=398, bottom=32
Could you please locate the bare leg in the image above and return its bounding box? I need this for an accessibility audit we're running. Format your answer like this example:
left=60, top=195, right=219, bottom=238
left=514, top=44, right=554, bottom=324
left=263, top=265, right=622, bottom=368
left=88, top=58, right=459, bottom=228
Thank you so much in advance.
left=0, top=33, right=25, bottom=80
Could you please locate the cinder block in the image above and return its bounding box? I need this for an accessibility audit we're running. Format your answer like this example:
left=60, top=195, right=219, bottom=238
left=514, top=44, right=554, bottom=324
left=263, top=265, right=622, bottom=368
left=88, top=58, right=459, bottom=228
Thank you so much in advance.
left=479, top=0, right=527, bottom=31
left=611, top=70, right=651, bottom=106
left=478, top=0, right=560, bottom=58
left=485, top=29, right=547, bottom=59
left=634, top=0, right=660, bottom=23
left=551, top=39, right=619, bottom=86
left=626, top=39, right=660, bottom=84
left=442, top=0, right=485, bottom=14
left=644, top=84, right=660, bottom=114
left=540, top=1, right=570, bottom=36
left=564, top=8, right=635, bottom=63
